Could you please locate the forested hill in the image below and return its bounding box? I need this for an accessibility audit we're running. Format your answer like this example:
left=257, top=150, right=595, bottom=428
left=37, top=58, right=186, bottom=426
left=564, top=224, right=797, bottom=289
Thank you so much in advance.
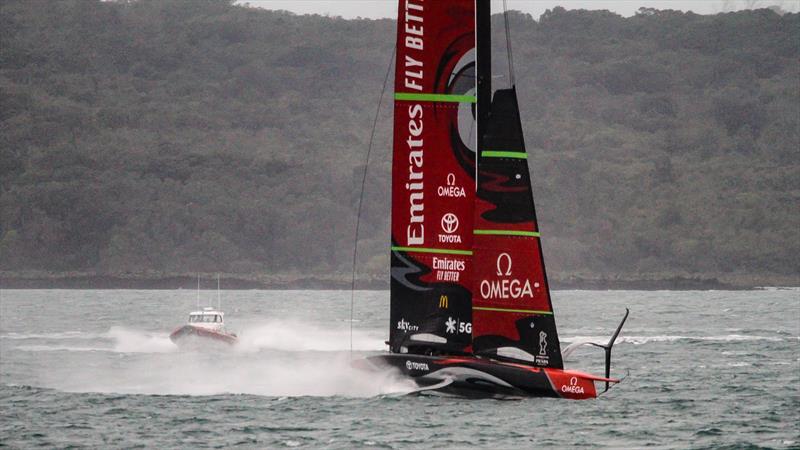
left=1, top=0, right=798, bottom=288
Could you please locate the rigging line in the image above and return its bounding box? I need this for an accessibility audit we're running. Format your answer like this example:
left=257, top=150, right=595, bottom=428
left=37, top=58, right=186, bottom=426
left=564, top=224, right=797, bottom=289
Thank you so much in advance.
left=503, top=0, right=516, bottom=86
left=349, top=45, right=395, bottom=359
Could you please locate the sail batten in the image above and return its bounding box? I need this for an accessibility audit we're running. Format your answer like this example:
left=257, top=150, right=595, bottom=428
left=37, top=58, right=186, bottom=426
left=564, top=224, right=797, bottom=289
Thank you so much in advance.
left=394, top=93, right=476, bottom=103
left=473, top=229, right=540, bottom=237
left=473, top=306, right=553, bottom=315
left=481, top=151, right=528, bottom=159
left=391, top=246, right=473, bottom=256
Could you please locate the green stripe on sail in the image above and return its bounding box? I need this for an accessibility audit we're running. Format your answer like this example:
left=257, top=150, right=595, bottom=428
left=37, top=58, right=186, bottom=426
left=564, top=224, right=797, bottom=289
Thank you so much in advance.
left=481, top=151, right=528, bottom=159
left=391, top=246, right=473, bottom=256
left=474, top=229, right=540, bottom=237
left=394, top=93, right=477, bottom=103
left=473, top=306, right=553, bottom=315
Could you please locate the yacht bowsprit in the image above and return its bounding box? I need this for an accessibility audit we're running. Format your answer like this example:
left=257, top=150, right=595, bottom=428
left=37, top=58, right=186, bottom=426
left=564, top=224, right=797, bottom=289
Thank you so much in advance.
left=359, top=0, right=629, bottom=399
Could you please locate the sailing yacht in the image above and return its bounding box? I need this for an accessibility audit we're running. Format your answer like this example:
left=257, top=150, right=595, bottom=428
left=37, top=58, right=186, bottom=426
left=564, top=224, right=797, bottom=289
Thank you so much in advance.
left=360, top=0, right=628, bottom=399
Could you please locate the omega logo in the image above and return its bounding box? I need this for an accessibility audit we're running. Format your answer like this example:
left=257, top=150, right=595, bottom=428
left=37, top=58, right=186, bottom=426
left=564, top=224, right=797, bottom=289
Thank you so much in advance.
left=496, top=252, right=512, bottom=276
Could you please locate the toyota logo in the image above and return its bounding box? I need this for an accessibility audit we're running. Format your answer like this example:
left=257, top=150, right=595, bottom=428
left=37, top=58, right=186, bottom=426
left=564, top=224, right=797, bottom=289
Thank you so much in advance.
left=441, top=213, right=459, bottom=234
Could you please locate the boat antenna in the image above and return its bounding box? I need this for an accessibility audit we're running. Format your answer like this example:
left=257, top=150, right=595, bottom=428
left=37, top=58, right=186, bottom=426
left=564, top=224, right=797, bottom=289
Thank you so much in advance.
left=349, top=45, right=395, bottom=359
left=217, top=274, right=221, bottom=310
left=503, top=0, right=516, bottom=87
left=196, top=274, right=200, bottom=309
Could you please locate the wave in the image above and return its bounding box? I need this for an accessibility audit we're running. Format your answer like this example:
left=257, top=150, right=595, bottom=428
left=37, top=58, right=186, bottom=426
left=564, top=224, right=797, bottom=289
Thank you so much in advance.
left=15, top=345, right=109, bottom=352
left=0, top=331, right=106, bottom=340
left=561, top=334, right=788, bottom=346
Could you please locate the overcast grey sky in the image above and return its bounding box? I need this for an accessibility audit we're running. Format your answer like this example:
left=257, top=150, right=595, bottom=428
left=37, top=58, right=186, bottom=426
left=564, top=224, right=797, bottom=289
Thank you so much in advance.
left=239, top=0, right=799, bottom=19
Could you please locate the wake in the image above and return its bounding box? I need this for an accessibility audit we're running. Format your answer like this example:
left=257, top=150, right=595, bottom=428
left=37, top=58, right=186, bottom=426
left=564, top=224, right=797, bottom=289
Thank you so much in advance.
left=234, top=319, right=385, bottom=353
left=19, top=319, right=411, bottom=397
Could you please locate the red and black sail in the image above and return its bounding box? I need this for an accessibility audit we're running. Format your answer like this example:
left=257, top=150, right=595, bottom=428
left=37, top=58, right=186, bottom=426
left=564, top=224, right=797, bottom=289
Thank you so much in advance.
left=471, top=87, right=563, bottom=369
left=389, top=0, right=477, bottom=354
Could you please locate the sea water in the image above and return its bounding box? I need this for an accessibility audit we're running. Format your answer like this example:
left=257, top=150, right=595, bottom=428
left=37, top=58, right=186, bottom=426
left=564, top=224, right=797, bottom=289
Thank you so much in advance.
left=1, top=289, right=798, bottom=448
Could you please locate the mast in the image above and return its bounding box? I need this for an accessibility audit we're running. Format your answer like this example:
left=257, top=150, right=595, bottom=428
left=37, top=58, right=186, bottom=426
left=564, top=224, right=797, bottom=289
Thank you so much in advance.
left=476, top=0, right=491, bottom=156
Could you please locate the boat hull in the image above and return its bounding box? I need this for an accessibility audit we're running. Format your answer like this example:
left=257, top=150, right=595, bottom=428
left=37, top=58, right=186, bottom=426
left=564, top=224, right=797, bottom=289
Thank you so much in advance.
left=169, top=325, right=238, bottom=347
left=360, top=353, right=612, bottom=399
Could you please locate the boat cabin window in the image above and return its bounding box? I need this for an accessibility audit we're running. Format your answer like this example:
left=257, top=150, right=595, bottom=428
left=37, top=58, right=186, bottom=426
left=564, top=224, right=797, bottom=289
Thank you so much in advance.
left=189, top=314, right=221, bottom=323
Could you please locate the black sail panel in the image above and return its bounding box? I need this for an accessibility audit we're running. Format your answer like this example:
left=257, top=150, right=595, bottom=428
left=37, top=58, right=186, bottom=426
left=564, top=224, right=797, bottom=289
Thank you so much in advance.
left=472, top=88, right=563, bottom=369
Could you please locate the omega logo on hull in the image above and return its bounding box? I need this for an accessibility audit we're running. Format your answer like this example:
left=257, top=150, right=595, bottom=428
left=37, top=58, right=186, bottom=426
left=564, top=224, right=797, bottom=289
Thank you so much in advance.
left=561, top=376, right=585, bottom=394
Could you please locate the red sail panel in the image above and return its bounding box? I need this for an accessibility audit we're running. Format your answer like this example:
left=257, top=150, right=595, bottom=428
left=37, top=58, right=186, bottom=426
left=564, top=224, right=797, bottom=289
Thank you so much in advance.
left=471, top=88, right=563, bottom=368
left=389, top=0, right=477, bottom=354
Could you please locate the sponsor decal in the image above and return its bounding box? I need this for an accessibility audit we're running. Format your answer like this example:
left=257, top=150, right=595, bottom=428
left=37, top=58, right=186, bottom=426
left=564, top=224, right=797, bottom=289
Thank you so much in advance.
left=438, top=213, right=462, bottom=244
left=402, top=0, right=425, bottom=246
left=437, top=173, right=466, bottom=198
left=441, top=213, right=459, bottom=234
left=404, top=104, right=425, bottom=246
left=433, top=256, right=465, bottom=282
left=536, top=330, right=550, bottom=365
left=445, top=317, right=472, bottom=335
left=405, top=360, right=430, bottom=371
left=397, top=318, right=419, bottom=332
left=402, top=1, right=424, bottom=90
left=479, top=253, right=535, bottom=300
left=539, top=331, right=548, bottom=356
left=561, top=376, right=585, bottom=395
left=439, top=295, right=449, bottom=308
left=496, top=252, right=512, bottom=276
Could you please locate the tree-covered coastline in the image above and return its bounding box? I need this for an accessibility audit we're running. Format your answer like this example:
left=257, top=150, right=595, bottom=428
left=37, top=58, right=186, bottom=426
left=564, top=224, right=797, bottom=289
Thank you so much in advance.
left=1, top=0, right=798, bottom=289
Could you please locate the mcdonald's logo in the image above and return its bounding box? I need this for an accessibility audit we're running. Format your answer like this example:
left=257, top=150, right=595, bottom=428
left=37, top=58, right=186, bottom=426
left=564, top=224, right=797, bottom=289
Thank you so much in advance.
left=439, top=295, right=449, bottom=309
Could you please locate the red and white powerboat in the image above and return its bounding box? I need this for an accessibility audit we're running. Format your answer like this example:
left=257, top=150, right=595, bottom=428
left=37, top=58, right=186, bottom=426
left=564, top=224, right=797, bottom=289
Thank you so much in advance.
left=170, top=307, right=238, bottom=347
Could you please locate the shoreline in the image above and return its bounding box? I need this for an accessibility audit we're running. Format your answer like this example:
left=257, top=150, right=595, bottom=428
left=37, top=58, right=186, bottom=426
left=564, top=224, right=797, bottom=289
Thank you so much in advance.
left=2, top=273, right=794, bottom=290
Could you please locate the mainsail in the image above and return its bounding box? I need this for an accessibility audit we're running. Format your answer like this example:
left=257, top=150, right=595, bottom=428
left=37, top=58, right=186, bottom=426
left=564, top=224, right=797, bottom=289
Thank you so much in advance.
left=389, top=0, right=562, bottom=369
left=390, top=0, right=477, bottom=354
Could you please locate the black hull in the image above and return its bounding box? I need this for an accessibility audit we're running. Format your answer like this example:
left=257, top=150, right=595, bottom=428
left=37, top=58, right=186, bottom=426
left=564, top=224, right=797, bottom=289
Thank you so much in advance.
left=360, top=353, right=611, bottom=399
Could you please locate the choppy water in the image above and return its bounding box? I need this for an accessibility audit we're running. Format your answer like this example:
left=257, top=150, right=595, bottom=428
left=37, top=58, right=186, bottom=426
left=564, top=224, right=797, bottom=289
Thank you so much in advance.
left=1, top=289, right=798, bottom=448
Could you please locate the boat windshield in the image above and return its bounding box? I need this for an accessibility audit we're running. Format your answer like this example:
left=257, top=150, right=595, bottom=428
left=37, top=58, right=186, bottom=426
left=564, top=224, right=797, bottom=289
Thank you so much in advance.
left=189, top=314, right=222, bottom=323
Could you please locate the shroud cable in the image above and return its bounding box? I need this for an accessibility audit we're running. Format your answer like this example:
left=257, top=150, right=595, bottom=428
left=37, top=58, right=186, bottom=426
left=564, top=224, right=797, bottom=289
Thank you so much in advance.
left=349, top=46, right=395, bottom=358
